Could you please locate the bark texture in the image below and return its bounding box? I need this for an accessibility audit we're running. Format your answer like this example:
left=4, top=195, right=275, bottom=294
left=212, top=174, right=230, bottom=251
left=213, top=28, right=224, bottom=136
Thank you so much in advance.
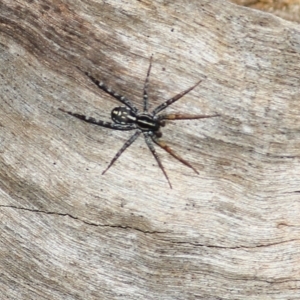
left=1, top=0, right=300, bottom=299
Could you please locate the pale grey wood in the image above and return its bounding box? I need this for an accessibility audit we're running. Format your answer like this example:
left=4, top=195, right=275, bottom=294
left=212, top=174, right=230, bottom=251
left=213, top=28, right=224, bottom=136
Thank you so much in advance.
left=1, top=0, right=300, bottom=299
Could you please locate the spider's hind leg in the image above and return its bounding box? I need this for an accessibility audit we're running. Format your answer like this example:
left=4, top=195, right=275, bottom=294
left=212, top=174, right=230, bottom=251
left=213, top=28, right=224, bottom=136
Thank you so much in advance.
left=157, top=113, right=220, bottom=121
left=144, top=133, right=172, bottom=189
left=151, top=134, right=199, bottom=175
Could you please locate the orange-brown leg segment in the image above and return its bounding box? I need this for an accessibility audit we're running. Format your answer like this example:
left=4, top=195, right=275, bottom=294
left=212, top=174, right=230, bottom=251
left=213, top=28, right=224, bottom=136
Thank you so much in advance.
left=144, top=133, right=172, bottom=189
left=151, top=135, right=199, bottom=175
left=158, top=113, right=220, bottom=121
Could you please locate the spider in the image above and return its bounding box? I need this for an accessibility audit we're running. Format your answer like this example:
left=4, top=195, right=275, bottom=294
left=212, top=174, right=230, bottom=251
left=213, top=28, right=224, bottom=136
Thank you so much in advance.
left=59, top=56, right=218, bottom=188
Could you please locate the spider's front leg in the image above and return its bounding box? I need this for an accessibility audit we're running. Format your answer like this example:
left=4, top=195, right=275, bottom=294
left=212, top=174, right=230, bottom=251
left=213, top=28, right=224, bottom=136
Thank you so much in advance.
left=84, top=72, right=138, bottom=114
left=59, top=108, right=137, bottom=130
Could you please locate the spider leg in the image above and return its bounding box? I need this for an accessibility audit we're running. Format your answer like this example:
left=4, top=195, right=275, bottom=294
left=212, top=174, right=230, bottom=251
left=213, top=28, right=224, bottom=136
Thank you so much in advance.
left=59, top=108, right=136, bottom=130
left=85, top=72, right=138, bottom=113
left=152, top=80, right=203, bottom=115
left=157, top=113, right=219, bottom=120
left=143, top=55, right=153, bottom=112
left=144, top=133, right=172, bottom=189
left=151, top=134, right=199, bottom=175
left=102, top=130, right=141, bottom=175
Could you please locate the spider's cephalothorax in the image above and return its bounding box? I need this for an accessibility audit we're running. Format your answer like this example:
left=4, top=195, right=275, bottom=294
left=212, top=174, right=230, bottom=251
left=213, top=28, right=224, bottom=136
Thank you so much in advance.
left=111, top=106, right=163, bottom=132
left=60, top=56, right=219, bottom=188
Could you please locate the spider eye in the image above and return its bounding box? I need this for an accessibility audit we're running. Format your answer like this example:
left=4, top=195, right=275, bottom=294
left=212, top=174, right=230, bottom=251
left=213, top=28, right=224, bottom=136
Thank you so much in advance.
left=111, top=107, right=136, bottom=124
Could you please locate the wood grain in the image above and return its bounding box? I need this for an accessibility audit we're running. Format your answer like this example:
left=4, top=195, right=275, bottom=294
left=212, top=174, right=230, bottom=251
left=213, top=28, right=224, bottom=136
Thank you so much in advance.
left=1, top=0, right=300, bottom=299
left=231, top=0, right=300, bottom=22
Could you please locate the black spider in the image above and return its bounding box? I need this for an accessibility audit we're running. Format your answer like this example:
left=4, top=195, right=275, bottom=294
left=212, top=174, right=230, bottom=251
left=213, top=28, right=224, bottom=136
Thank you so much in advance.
left=60, top=56, right=218, bottom=188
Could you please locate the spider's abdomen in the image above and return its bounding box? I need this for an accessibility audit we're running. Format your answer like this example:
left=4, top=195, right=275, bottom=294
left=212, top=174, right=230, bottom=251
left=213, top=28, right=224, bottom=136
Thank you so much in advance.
left=111, top=107, right=137, bottom=124
left=136, top=114, right=160, bottom=132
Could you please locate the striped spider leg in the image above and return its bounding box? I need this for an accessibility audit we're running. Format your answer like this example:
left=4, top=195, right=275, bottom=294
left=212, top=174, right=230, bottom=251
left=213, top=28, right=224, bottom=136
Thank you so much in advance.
left=60, top=57, right=219, bottom=188
left=58, top=108, right=137, bottom=131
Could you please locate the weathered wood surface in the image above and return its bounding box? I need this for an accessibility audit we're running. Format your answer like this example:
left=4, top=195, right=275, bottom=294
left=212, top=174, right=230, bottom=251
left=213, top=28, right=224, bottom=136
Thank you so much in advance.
left=231, top=0, right=300, bottom=23
left=1, top=1, right=300, bottom=299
